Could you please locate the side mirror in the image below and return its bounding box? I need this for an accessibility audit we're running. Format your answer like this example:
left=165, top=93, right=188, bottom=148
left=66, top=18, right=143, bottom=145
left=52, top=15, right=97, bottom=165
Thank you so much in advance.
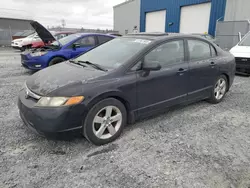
left=238, top=32, right=242, bottom=42
left=142, top=60, right=161, bottom=71
left=73, top=43, right=81, bottom=49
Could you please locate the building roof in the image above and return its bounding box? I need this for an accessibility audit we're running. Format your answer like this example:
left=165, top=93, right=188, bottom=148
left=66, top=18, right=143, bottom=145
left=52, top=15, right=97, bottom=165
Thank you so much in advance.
left=113, top=0, right=135, bottom=8
left=0, top=17, right=32, bottom=22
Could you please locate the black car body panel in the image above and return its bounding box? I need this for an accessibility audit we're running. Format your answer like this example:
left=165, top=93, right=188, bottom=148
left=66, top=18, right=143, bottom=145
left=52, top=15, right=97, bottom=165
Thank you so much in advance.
left=18, top=33, right=236, bottom=134
left=26, top=62, right=108, bottom=96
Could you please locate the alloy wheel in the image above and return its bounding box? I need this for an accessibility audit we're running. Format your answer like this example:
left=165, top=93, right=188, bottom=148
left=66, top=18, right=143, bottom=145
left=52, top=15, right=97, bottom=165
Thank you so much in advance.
left=92, top=106, right=122, bottom=139
left=214, top=78, right=226, bottom=100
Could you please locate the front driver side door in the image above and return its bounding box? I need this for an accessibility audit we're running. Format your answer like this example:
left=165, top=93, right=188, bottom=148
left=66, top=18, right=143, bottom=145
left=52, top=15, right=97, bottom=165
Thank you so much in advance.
left=136, top=40, right=189, bottom=116
left=70, top=35, right=97, bottom=58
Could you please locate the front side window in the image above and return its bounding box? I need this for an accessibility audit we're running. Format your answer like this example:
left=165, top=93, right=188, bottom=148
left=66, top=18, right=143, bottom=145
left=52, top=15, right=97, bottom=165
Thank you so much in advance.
left=188, top=40, right=211, bottom=61
left=144, top=40, right=185, bottom=67
left=74, top=36, right=96, bottom=47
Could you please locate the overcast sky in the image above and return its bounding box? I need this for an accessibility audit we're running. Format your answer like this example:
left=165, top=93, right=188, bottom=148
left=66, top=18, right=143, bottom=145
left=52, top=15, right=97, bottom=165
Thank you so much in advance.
left=0, top=0, right=125, bottom=29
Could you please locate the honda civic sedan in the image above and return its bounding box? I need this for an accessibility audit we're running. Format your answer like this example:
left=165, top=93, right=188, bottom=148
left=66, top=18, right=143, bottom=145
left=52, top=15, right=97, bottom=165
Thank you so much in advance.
left=18, top=33, right=236, bottom=145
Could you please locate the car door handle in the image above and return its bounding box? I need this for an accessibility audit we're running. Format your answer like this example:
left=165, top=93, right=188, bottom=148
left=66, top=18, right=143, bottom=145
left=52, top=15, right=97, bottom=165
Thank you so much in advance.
left=177, top=68, right=187, bottom=75
left=210, top=62, right=216, bottom=67
left=177, top=68, right=187, bottom=73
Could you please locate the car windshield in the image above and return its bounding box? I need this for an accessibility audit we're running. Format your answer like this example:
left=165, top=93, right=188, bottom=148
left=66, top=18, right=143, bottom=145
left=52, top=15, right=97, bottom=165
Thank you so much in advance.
left=239, top=32, right=250, bottom=46
left=21, top=30, right=35, bottom=36
left=26, top=33, right=37, bottom=38
left=74, top=37, right=151, bottom=69
left=51, top=33, right=81, bottom=46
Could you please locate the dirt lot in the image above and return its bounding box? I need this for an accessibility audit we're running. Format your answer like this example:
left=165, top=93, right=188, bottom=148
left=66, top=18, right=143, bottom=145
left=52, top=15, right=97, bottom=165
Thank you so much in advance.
left=0, top=49, right=250, bottom=188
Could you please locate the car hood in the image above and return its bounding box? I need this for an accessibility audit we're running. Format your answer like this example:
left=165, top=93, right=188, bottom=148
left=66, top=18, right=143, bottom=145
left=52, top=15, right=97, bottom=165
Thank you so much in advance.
left=30, top=21, right=56, bottom=44
left=26, top=62, right=107, bottom=96
left=230, top=45, right=250, bottom=58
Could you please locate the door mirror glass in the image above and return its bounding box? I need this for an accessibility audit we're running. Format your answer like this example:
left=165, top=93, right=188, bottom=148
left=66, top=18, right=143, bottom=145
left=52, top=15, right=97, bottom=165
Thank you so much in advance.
left=142, top=60, right=161, bottom=71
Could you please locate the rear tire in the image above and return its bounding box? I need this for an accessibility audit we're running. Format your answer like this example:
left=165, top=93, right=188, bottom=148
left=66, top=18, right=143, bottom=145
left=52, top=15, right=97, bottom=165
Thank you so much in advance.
left=208, top=75, right=228, bottom=104
left=48, top=57, right=66, bottom=66
left=83, top=98, right=127, bottom=145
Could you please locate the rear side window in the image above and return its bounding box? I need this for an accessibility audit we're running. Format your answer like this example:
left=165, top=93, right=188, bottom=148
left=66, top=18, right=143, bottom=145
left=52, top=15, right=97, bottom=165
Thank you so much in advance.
left=188, top=40, right=211, bottom=61
left=98, top=36, right=113, bottom=45
left=210, top=45, right=217, bottom=57
left=145, top=40, right=185, bottom=67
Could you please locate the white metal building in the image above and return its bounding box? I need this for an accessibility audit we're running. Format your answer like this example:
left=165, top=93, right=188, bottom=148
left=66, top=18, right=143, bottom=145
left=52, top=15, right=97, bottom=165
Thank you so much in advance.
left=113, top=0, right=140, bottom=35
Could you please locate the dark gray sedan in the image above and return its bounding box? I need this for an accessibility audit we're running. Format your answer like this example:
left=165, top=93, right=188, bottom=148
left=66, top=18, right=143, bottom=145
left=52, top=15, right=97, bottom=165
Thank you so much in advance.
left=18, top=33, right=236, bottom=145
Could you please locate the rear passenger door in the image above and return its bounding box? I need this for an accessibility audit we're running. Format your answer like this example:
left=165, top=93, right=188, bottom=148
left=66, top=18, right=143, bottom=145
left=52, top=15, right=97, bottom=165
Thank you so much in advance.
left=97, top=35, right=114, bottom=45
left=187, top=39, right=219, bottom=100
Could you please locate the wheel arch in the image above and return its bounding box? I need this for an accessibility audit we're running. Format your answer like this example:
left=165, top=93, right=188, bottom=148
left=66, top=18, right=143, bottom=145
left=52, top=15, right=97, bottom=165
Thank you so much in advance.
left=221, top=73, right=230, bottom=91
left=86, top=91, right=134, bottom=124
left=47, top=55, right=67, bottom=66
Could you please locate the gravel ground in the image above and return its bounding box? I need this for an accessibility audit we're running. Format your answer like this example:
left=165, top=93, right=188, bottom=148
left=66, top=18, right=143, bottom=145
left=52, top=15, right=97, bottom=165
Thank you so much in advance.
left=0, top=49, right=250, bottom=188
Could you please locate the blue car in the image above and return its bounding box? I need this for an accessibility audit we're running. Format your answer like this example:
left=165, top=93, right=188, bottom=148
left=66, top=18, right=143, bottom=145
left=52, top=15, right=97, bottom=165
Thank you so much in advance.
left=21, top=21, right=115, bottom=70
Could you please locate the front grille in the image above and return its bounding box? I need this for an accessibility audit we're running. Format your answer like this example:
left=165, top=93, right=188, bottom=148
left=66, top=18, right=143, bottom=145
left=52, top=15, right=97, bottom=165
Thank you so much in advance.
left=235, top=57, right=250, bottom=66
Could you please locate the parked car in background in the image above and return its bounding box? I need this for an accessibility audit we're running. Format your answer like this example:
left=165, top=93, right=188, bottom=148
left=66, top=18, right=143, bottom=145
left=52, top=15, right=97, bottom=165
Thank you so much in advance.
left=31, top=31, right=76, bottom=48
left=11, top=33, right=40, bottom=51
left=230, top=31, right=250, bottom=75
left=12, top=30, right=35, bottom=40
left=21, top=21, right=115, bottom=70
left=18, top=33, right=235, bottom=145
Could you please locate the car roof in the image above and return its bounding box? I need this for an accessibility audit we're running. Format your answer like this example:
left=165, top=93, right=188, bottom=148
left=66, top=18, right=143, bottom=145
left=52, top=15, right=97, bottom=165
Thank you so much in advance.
left=123, top=32, right=205, bottom=41
left=74, top=33, right=115, bottom=37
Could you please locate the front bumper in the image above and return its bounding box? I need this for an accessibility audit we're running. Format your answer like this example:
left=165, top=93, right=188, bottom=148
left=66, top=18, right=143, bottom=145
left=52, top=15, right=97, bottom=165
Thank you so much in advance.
left=235, top=57, right=250, bottom=74
left=21, top=54, right=47, bottom=70
left=18, top=89, right=86, bottom=134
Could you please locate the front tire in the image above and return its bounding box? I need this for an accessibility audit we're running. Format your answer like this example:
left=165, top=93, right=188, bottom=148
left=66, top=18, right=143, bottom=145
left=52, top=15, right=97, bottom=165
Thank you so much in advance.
left=208, top=75, right=228, bottom=104
left=48, top=57, right=66, bottom=66
left=83, top=98, right=127, bottom=145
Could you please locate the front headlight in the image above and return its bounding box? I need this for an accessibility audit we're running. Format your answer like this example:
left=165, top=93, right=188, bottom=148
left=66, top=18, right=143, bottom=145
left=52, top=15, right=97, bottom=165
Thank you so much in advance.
left=36, top=96, right=84, bottom=107
left=30, top=51, right=48, bottom=57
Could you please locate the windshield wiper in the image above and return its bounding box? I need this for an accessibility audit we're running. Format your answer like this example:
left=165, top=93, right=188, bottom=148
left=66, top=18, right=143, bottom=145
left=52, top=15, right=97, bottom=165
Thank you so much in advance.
left=77, top=60, right=107, bottom=72
left=69, top=60, right=86, bottom=67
